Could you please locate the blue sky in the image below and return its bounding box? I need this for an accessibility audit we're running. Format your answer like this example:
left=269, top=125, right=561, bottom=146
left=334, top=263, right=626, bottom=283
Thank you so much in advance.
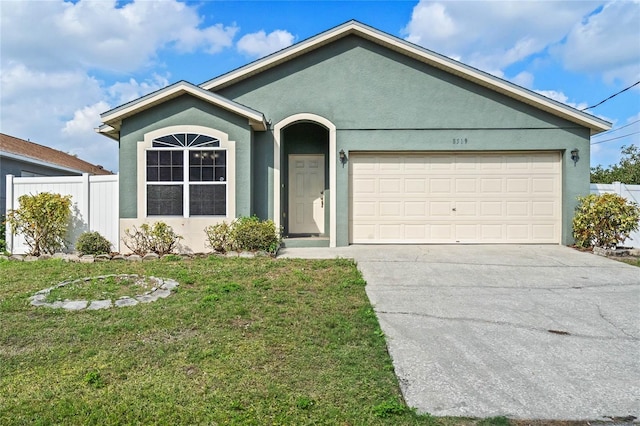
left=1, top=0, right=638, bottom=173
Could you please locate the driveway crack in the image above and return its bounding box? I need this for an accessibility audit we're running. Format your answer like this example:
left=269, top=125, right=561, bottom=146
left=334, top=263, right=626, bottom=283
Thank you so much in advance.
left=596, top=304, right=635, bottom=338
left=375, top=310, right=639, bottom=342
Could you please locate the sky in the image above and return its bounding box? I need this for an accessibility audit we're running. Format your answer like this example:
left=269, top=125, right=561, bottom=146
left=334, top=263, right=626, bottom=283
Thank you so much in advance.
left=1, top=0, right=639, bottom=174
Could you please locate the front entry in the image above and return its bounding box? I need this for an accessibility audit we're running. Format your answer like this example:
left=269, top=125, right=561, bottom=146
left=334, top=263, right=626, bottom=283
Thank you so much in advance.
left=288, top=154, right=325, bottom=235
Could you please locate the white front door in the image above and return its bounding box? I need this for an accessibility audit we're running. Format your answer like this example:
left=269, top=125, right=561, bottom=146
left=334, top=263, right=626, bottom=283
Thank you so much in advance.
left=288, top=154, right=325, bottom=234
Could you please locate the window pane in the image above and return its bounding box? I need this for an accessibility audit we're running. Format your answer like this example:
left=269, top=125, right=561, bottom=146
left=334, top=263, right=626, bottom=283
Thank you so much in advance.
left=172, top=151, right=183, bottom=165
left=173, top=167, right=183, bottom=182
left=202, top=167, right=214, bottom=181
left=189, top=166, right=200, bottom=181
left=201, top=151, right=214, bottom=165
left=159, top=151, right=172, bottom=165
left=147, top=167, right=158, bottom=181
left=174, top=133, right=186, bottom=146
left=147, top=151, right=159, bottom=165
left=189, top=151, right=201, bottom=166
left=215, top=167, right=225, bottom=182
left=159, top=167, right=172, bottom=181
left=190, top=184, right=226, bottom=216
left=147, top=185, right=183, bottom=216
left=215, top=151, right=226, bottom=166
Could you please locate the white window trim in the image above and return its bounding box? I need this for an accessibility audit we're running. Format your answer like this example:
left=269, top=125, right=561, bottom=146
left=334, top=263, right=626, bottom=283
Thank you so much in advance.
left=138, top=125, right=236, bottom=220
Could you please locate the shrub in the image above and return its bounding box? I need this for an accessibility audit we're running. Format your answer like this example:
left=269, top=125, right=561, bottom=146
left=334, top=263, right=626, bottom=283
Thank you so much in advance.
left=75, top=231, right=112, bottom=255
left=573, top=193, right=640, bottom=248
left=231, top=216, right=281, bottom=253
left=204, top=221, right=233, bottom=252
left=6, top=192, right=72, bottom=256
left=123, top=222, right=183, bottom=256
left=205, top=216, right=281, bottom=254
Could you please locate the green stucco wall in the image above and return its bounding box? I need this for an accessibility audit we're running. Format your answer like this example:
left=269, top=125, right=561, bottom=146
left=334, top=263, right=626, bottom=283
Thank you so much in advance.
left=215, top=35, right=592, bottom=246
left=118, top=95, right=252, bottom=218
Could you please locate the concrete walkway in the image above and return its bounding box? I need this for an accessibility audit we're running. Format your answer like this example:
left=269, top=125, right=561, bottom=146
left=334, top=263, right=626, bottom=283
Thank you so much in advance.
left=278, top=245, right=640, bottom=421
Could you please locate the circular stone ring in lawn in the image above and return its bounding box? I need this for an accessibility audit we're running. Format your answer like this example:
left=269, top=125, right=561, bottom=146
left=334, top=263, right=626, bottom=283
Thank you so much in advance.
left=29, top=274, right=179, bottom=311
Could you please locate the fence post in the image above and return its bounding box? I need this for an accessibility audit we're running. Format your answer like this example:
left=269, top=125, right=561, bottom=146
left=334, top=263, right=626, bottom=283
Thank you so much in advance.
left=613, top=181, right=622, bottom=196
left=5, top=174, right=14, bottom=254
left=82, top=173, right=90, bottom=231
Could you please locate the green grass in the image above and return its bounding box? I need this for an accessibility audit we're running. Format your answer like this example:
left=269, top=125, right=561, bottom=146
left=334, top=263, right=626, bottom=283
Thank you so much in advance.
left=44, top=274, right=155, bottom=303
left=619, top=256, right=640, bottom=267
left=2, top=256, right=465, bottom=425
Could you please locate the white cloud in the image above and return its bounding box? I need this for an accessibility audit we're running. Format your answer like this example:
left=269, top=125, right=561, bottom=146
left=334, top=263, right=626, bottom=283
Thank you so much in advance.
left=553, top=1, right=640, bottom=85
left=0, top=0, right=238, bottom=73
left=107, top=74, right=170, bottom=105
left=0, top=0, right=239, bottom=172
left=237, top=30, right=295, bottom=58
left=535, top=90, right=589, bottom=111
left=63, top=102, right=112, bottom=137
left=403, top=1, right=599, bottom=72
left=511, top=71, right=534, bottom=89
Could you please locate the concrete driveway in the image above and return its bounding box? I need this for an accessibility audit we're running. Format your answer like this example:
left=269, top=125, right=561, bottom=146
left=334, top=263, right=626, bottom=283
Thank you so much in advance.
left=279, top=245, right=640, bottom=421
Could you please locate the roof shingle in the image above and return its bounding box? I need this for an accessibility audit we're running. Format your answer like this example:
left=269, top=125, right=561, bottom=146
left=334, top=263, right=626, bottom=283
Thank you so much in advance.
left=0, top=133, right=112, bottom=175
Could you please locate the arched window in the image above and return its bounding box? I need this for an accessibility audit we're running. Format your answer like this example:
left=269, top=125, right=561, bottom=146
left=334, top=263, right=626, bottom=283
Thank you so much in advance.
left=146, top=132, right=226, bottom=216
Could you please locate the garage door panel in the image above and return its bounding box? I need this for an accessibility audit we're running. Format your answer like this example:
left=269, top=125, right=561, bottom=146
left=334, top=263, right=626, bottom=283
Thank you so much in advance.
left=429, top=201, right=452, bottom=216
left=532, top=178, right=555, bottom=193
left=349, top=152, right=561, bottom=244
left=405, top=178, right=426, bottom=193
left=506, top=179, right=529, bottom=194
left=405, top=201, right=427, bottom=216
left=455, top=178, right=477, bottom=193
left=379, top=178, right=401, bottom=193
left=481, top=178, right=503, bottom=192
left=430, top=179, right=452, bottom=193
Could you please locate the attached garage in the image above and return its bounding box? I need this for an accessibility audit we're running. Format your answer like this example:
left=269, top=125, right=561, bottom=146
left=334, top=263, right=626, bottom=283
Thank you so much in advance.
left=349, top=152, right=561, bottom=244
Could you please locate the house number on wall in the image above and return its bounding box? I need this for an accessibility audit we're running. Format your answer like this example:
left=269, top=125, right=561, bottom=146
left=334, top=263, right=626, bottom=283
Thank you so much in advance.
left=452, top=138, right=468, bottom=145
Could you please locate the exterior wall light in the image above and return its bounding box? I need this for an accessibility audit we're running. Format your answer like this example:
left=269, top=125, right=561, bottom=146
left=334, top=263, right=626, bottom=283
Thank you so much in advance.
left=339, top=149, right=347, bottom=167
left=570, top=148, right=580, bottom=166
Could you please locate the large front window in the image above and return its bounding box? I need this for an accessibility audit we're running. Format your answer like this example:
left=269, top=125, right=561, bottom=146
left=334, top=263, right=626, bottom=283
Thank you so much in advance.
left=146, top=133, right=226, bottom=216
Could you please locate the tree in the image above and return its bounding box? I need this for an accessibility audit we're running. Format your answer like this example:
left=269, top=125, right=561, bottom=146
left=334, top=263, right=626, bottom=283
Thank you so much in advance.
left=591, top=144, right=640, bottom=184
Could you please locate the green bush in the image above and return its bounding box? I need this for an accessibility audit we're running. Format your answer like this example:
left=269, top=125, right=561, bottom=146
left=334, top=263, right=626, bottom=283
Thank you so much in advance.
left=204, top=221, right=233, bottom=252
left=573, top=193, right=640, bottom=248
left=123, top=222, right=182, bottom=256
left=6, top=192, right=72, bottom=256
left=205, top=216, right=281, bottom=254
left=75, top=231, right=112, bottom=255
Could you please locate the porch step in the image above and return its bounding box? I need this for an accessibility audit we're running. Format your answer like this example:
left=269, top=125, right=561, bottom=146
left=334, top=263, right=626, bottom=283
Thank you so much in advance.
left=281, top=237, right=330, bottom=248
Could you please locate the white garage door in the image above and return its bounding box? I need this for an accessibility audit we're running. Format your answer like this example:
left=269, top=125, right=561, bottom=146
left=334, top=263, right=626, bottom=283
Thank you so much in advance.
left=349, top=152, right=561, bottom=244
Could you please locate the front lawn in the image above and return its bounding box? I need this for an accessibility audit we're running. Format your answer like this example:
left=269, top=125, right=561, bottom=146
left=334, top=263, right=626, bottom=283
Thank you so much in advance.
left=1, top=256, right=441, bottom=425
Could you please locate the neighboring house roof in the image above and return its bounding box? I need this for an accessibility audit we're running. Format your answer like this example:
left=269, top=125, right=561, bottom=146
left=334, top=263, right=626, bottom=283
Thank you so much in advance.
left=0, top=133, right=112, bottom=175
left=98, top=80, right=268, bottom=140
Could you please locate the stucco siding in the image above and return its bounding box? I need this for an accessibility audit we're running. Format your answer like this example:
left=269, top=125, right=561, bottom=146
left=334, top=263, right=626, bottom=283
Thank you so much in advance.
left=118, top=94, right=253, bottom=218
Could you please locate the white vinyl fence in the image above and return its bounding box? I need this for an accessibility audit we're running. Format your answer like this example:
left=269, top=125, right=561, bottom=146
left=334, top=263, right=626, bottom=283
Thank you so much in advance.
left=591, top=182, right=640, bottom=248
left=5, top=174, right=119, bottom=254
